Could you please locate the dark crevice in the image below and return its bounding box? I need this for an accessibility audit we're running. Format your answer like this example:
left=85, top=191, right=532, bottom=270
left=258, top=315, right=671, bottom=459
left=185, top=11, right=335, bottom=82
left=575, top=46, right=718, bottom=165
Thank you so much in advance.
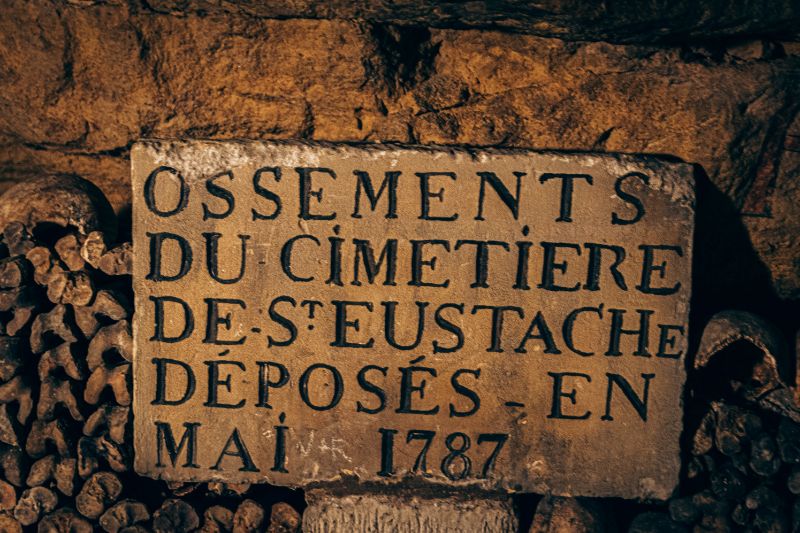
left=592, top=127, right=616, bottom=150
left=127, top=0, right=800, bottom=45
left=368, top=23, right=440, bottom=96
left=182, top=125, right=220, bottom=138
left=32, top=222, right=78, bottom=248
left=133, top=24, right=151, bottom=62
left=48, top=11, right=76, bottom=106
left=299, top=102, right=316, bottom=139
left=739, top=102, right=800, bottom=217
left=20, top=140, right=134, bottom=159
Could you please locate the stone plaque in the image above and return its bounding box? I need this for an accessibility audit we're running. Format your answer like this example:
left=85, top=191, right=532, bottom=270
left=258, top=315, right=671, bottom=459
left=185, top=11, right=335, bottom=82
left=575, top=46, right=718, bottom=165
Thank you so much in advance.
left=132, top=140, right=694, bottom=499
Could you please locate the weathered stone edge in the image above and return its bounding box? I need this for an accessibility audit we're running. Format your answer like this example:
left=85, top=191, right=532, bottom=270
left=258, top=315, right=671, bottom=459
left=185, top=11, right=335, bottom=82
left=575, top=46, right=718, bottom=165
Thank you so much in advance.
left=132, top=138, right=696, bottom=211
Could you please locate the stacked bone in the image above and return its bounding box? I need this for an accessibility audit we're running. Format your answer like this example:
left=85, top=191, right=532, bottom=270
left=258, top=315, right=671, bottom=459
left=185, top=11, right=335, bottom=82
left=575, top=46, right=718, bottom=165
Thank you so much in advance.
left=678, top=403, right=796, bottom=531
left=638, top=313, right=800, bottom=532
left=0, top=175, right=301, bottom=532
left=624, top=405, right=800, bottom=532
left=2, top=173, right=797, bottom=533
left=527, top=312, right=800, bottom=532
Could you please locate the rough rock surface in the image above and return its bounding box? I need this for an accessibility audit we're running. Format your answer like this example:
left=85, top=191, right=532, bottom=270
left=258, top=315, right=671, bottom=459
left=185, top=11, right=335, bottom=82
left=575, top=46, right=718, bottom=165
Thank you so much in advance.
left=71, top=0, right=800, bottom=43
left=0, top=0, right=798, bottom=301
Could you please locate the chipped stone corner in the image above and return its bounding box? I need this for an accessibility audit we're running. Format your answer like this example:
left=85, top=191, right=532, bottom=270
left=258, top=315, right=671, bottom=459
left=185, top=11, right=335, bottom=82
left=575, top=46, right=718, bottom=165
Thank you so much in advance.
left=598, top=153, right=697, bottom=212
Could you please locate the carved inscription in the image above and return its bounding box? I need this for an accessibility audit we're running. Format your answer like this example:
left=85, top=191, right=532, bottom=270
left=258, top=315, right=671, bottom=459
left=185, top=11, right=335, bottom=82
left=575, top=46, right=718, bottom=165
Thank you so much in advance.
left=132, top=141, right=694, bottom=499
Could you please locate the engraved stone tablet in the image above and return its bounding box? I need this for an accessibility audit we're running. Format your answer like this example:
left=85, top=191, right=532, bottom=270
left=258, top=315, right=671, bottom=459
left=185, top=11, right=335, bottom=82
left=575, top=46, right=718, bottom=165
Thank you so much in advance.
left=132, top=140, right=694, bottom=499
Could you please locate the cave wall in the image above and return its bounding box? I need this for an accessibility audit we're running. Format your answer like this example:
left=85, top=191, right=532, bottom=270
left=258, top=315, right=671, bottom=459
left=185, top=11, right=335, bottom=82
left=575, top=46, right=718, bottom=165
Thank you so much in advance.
left=1, top=0, right=798, bottom=310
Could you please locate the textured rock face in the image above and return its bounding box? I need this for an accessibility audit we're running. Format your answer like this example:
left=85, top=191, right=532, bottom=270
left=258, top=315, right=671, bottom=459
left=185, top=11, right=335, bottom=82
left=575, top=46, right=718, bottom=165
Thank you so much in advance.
left=0, top=0, right=798, bottom=300
left=94, top=0, right=800, bottom=43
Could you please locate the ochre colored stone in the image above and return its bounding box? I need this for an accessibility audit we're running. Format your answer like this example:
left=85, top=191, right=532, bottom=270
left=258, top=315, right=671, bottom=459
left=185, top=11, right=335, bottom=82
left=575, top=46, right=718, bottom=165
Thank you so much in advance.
left=0, top=2, right=797, bottom=297
left=132, top=140, right=693, bottom=499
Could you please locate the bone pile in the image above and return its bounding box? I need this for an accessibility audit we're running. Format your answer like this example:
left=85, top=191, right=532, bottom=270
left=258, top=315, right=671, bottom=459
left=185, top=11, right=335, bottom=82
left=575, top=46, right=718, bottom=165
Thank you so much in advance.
left=528, top=312, right=800, bottom=532
left=0, top=174, right=797, bottom=532
left=0, top=175, right=301, bottom=532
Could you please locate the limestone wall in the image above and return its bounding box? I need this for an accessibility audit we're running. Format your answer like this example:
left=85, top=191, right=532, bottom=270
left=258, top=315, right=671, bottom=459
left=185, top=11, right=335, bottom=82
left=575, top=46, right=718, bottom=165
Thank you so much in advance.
left=2, top=1, right=799, bottom=309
